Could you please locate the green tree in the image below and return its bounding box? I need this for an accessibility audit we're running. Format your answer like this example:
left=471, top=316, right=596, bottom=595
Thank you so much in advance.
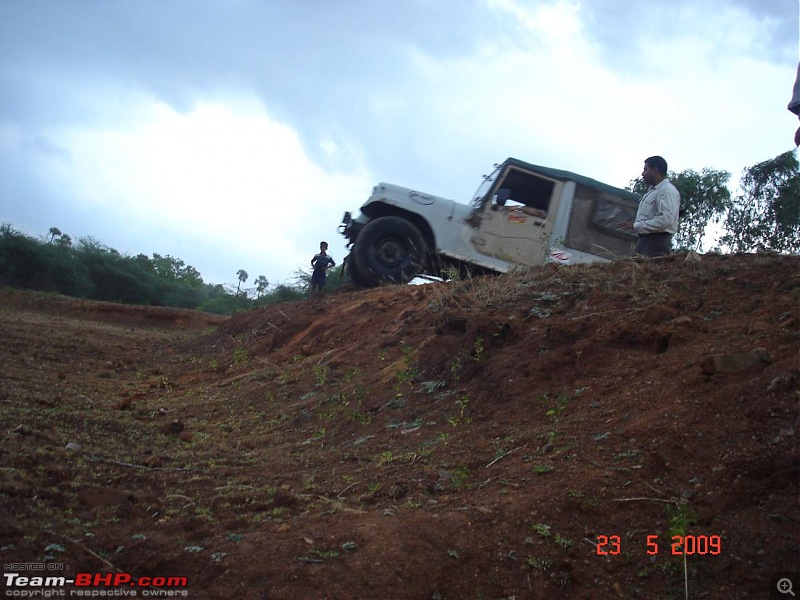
left=151, top=253, right=204, bottom=287
left=671, top=169, right=731, bottom=251
left=720, top=150, right=800, bottom=253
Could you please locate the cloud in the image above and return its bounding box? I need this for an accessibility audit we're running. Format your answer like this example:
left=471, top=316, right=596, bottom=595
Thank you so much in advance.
left=43, top=93, right=369, bottom=285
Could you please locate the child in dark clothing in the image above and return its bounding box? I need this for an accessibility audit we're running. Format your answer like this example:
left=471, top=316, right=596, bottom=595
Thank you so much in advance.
left=310, top=241, right=336, bottom=297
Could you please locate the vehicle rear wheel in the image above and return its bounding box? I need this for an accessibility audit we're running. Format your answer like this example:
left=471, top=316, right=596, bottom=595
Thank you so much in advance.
left=351, top=216, right=427, bottom=286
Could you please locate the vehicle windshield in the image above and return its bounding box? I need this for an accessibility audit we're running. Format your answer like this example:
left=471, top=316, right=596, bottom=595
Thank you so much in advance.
left=469, top=162, right=503, bottom=210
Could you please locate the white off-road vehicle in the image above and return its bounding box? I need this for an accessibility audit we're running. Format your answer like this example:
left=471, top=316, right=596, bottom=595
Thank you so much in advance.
left=339, top=157, right=640, bottom=286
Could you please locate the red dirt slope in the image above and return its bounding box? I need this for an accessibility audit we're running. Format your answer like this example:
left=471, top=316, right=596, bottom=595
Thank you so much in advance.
left=1, top=252, right=798, bottom=599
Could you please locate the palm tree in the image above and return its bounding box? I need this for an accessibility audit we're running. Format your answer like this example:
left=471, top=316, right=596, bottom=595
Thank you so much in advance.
left=255, top=275, right=269, bottom=297
left=236, top=269, right=249, bottom=295
left=48, top=227, right=62, bottom=243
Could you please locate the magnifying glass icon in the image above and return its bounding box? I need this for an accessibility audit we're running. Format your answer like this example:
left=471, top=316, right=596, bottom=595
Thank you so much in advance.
left=778, top=578, right=796, bottom=596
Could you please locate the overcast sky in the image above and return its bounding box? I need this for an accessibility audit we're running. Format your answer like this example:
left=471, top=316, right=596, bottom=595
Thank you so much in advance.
left=1, top=0, right=797, bottom=288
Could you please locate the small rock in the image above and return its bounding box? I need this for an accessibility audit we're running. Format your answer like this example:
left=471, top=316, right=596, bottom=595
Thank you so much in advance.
left=767, top=371, right=799, bottom=393
left=65, top=442, right=82, bottom=452
left=685, top=251, right=701, bottom=262
left=700, top=348, right=771, bottom=375
left=77, top=487, right=134, bottom=508
left=643, top=305, right=678, bottom=323
left=165, top=419, right=184, bottom=434
left=144, top=455, right=164, bottom=468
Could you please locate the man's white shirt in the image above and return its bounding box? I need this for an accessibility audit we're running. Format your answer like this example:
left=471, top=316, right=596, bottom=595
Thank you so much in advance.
left=634, top=179, right=680, bottom=235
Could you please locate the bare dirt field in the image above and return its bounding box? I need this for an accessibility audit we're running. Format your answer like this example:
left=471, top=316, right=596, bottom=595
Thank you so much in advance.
left=1, top=253, right=798, bottom=599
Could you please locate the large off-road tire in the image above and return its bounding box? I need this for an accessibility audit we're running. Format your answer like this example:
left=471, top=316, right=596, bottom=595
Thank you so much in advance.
left=351, top=216, right=427, bottom=286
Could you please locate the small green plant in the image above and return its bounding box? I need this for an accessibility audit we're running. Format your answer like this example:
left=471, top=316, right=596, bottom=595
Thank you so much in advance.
left=302, top=473, right=316, bottom=491
left=395, top=342, right=422, bottom=388
left=420, top=380, right=446, bottom=394
left=531, top=523, right=551, bottom=538
left=352, top=411, right=372, bottom=425
left=665, top=502, right=696, bottom=539
left=542, top=391, right=571, bottom=422
left=375, top=451, right=395, bottom=466
left=310, top=548, right=340, bottom=559
left=451, top=465, right=470, bottom=490
left=343, top=367, right=361, bottom=382
left=554, top=534, right=573, bottom=549
left=449, top=353, right=464, bottom=383
left=527, top=556, right=552, bottom=572
left=533, top=464, right=554, bottom=475
left=278, top=370, right=298, bottom=385
left=614, top=448, right=640, bottom=460
left=313, top=365, right=329, bottom=386
left=196, top=506, right=215, bottom=522
left=472, top=336, right=485, bottom=360
left=455, top=394, right=470, bottom=418
left=233, top=347, right=249, bottom=366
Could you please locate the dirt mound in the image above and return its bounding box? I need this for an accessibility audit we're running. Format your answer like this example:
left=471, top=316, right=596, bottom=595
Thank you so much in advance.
left=1, top=253, right=798, bottom=599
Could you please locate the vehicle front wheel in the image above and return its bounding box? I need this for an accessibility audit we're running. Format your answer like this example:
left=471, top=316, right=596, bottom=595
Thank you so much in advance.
left=351, top=216, right=427, bottom=286
left=343, top=253, right=373, bottom=287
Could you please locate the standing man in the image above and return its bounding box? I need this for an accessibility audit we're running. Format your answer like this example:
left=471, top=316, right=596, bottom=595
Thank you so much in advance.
left=310, top=241, right=336, bottom=298
left=633, top=156, right=681, bottom=257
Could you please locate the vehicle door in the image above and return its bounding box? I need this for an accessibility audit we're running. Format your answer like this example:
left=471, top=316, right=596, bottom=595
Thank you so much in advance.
left=471, top=165, right=562, bottom=266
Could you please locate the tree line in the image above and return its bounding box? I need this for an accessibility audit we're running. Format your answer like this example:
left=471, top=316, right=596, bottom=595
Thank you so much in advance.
left=0, top=150, right=796, bottom=315
left=0, top=224, right=346, bottom=315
